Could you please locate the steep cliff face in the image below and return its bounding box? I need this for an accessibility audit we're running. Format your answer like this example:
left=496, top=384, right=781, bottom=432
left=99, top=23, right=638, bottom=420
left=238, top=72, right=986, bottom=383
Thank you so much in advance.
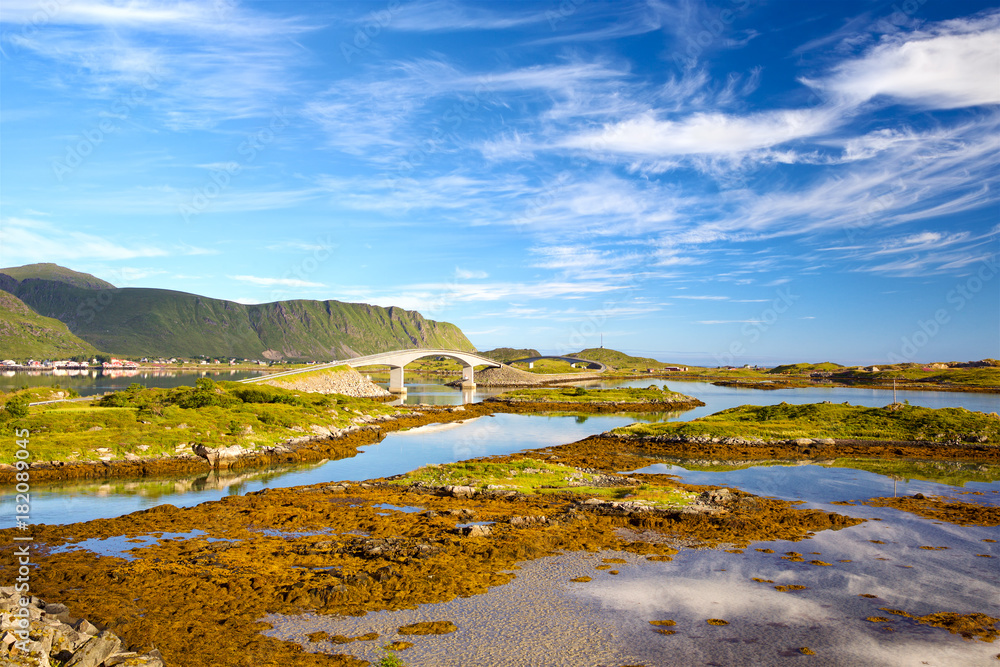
left=0, top=290, right=100, bottom=359
left=0, top=264, right=476, bottom=360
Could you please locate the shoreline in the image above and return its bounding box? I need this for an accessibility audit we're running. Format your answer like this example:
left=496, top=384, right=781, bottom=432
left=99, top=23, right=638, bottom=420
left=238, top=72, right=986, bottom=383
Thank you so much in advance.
left=0, top=398, right=699, bottom=485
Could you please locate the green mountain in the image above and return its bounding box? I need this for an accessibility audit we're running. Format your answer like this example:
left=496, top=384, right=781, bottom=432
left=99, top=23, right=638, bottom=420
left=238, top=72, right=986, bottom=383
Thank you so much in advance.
left=569, top=347, right=671, bottom=369
left=479, top=347, right=542, bottom=363
left=0, top=290, right=100, bottom=360
left=0, top=263, right=115, bottom=290
left=0, top=264, right=474, bottom=361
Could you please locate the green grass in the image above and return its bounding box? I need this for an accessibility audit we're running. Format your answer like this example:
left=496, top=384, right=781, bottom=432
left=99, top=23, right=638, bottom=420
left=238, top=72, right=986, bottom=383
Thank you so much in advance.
left=263, top=364, right=353, bottom=381
left=479, top=347, right=541, bottom=364
left=496, top=386, right=696, bottom=403
left=769, top=362, right=845, bottom=374
left=0, top=379, right=401, bottom=465
left=567, top=348, right=675, bottom=371
left=831, top=366, right=1000, bottom=389
left=510, top=359, right=591, bottom=374
left=613, top=403, right=1000, bottom=444
left=391, top=457, right=695, bottom=507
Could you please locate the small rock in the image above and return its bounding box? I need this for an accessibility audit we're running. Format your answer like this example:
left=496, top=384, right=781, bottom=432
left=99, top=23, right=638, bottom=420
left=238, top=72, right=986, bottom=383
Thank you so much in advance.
left=73, top=618, right=99, bottom=635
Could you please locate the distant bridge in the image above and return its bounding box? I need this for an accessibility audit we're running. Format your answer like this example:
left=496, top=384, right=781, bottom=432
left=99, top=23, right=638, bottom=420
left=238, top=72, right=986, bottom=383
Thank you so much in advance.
left=239, top=348, right=502, bottom=394
left=507, top=355, right=607, bottom=371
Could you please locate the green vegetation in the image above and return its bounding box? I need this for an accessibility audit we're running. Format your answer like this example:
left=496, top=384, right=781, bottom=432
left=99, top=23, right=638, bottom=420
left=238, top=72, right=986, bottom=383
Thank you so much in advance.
left=479, top=347, right=542, bottom=363
left=769, top=362, right=845, bottom=374
left=568, top=347, right=674, bottom=370
left=0, top=290, right=101, bottom=359
left=495, top=386, right=697, bottom=404
left=0, top=379, right=400, bottom=465
left=0, top=262, right=115, bottom=290
left=829, top=365, right=1000, bottom=389
left=613, top=402, right=1000, bottom=444
left=376, top=650, right=406, bottom=667
left=0, top=263, right=475, bottom=361
left=511, top=358, right=590, bottom=374
left=260, top=364, right=352, bottom=382
left=392, top=457, right=696, bottom=507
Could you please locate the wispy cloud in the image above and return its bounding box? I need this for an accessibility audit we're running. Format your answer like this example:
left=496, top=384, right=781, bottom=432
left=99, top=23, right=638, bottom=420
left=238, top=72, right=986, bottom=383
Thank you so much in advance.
left=229, top=275, right=326, bottom=288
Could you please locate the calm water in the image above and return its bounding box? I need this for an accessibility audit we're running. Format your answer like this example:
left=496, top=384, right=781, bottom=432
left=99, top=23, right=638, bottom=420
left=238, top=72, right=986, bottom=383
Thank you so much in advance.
left=264, top=464, right=1000, bottom=666
left=2, top=379, right=996, bottom=528
left=0, top=413, right=666, bottom=527
left=1, top=368, right=268, bottom=397
left=7, top=378, right=998, bottom=665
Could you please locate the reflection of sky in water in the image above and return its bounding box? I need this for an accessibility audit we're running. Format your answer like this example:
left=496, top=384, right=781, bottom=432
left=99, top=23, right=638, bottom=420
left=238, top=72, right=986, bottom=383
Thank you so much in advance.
left=633, top=462, right=1000, bottom=508
left=264, top=465, right=999, bottom=666
left=0, top=413, right=640, bottom=527
left=4, top=379, right=995, bottom=528
left=48, top=529, right=232, bottom=561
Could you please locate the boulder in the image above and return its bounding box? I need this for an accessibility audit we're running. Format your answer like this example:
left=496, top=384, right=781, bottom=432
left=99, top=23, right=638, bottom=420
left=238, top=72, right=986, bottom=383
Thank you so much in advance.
left=444, top=485, right=476, bottom=498
left=461, top=524, right=492, bottom=537
left=65, top=630, right=121, bottom=667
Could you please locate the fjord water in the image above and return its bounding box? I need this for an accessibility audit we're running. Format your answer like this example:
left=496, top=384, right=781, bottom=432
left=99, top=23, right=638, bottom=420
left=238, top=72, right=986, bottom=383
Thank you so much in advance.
left=2, top=379, right=997, bottom=528
left=0, top=368, right=268, bottom=397
left=7, top=380, right=998, bottom=666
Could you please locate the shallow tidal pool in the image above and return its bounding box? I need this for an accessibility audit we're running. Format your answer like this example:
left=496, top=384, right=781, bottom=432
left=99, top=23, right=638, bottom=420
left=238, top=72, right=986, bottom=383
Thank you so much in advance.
left=263, top=464, right=1000, bottom=667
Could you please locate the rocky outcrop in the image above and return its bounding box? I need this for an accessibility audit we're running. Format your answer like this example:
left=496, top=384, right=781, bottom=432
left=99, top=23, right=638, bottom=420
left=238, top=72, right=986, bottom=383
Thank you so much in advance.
left=264, top=367, right=391, bottom=398
left=0, top=589, right=163, bottom=666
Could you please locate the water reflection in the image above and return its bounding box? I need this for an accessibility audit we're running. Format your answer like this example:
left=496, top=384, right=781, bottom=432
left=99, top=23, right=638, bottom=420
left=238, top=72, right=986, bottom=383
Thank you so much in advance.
left=264, top=462, right=1000, bottom=667
left=0, top=368, right=268, bottom=397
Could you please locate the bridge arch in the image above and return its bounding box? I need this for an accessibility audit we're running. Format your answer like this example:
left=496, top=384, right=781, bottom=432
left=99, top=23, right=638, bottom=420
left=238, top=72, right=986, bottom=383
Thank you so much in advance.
left=340, top=348, right=502, bottom=393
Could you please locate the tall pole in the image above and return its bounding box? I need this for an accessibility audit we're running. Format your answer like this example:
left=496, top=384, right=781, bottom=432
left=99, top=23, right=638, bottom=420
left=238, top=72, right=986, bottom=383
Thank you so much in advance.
left=893, top=377, right=897, bottom=404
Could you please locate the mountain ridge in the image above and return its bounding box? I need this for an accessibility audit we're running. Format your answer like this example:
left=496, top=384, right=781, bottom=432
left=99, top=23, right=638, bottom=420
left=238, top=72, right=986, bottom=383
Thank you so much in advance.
left=0, top=264, right=475, bottom=361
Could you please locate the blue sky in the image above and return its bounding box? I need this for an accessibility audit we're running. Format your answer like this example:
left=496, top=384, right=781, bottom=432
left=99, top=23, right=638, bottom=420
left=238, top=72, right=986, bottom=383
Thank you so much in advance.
left=1, top=0, right=997, bottom=366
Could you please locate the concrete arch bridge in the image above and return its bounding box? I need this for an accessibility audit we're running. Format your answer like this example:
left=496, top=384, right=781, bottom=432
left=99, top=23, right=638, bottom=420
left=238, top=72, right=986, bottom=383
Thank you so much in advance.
left=507, top=355, right=607, bottom=371
left=241, top=348, right=502, bottom=393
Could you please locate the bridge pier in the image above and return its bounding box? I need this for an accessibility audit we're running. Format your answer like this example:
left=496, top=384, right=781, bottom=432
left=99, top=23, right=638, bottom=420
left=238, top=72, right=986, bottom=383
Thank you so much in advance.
left=461, top=363, right=476, bottom=389
left=388, top=366, right=407, bottom=394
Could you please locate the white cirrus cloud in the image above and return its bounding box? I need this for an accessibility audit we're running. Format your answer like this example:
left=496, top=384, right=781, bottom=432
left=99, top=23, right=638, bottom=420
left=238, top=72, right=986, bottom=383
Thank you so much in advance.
left=229, top=275, right=326, bottom=288
left=812, top=14, right=1000, bottom=109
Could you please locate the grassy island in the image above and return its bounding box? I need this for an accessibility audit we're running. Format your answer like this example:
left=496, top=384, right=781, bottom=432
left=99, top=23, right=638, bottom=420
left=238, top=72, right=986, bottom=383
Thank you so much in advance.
left=486, top=386, right=704, bottom=409
left=611, top=402, right=1000, bottom=444
left=0, top=379, right=400, bottom=468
